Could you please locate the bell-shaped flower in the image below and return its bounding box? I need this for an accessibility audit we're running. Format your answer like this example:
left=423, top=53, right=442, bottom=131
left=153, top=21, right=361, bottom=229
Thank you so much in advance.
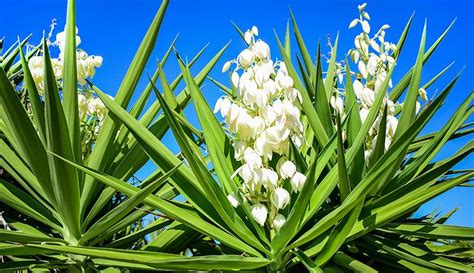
left=276, top=71, right=294, bottom=90
left=359, top=107, right=369, bottom=124
left=290, top=172, right=306, bottom=192
left=273, top=214, right=286, bottom=230
left=253, top=40, right=270, bottom=60
left=353, top=79, right=364, bottom=98
left=233, top=140, right=247, bottom=160
left=386, top=115, right=398, bottom=137
left=261, top=105, right=277, bottom=125
left=349, top=19, right=359, bottom=29
left=271, top=187, right=290, bottom=209
left=251, top=204, right=268, bottom=226
left=244, top=148, right=262, bottom=170
left=255, top=89, right=269, bottom=108
left=231, top=71, right=240, bottom=88
left=367, top=55, right=378, bottom=76
left=278, top=160, right=296, bottom=179
left=238, top=49, right=255, bottom=68
left=358, top=61, right=368, bottom=78
left=330, top=95, right=344, bottom=114
left=361, top=87, right=375, bottom=107
left=254, top=135, right=274, bottom=160
left=236, top=163, right=254, bottom=183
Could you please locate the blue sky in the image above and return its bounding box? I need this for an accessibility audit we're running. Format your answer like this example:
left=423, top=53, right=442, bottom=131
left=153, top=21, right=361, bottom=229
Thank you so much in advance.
left=2, top=0, right=472, bottom=226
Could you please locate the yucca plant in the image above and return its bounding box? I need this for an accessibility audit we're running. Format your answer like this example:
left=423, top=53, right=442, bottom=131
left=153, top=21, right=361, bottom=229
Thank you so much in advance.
left=1, top=0, right=473, bottom=272
left=0, top=0, right=247, bottom=271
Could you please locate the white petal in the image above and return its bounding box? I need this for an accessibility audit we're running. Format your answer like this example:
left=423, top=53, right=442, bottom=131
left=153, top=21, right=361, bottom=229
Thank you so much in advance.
left=244, top=31, right=252, bottom=44
left=231, top=71, right=240, bottom=87
left=252, top=26, right=259, bottom=36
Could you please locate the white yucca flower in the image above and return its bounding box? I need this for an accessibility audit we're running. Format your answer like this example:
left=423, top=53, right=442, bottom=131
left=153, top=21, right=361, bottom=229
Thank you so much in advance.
left=214, top=26, right=304, bottom=228
left=251, top=204, right=268, bottom=226
left=271, top=188, right=290, bottom=209
left=343, top=3, right=429, bottom=162
left=272, top=214, right=286, bottom=231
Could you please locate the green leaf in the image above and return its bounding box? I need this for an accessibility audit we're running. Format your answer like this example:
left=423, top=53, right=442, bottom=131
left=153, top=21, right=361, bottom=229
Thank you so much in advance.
left=394, top=21, right=426, bottom=140
left=54, top=153, right=263, bottom=257
left=274, top=31, right=329, bottom=148
left=390, top=19, right=455, bottom=101
left=0, top=230, right=64, bottom=244
left=314, top=203, right=363, bottom=266
left=315, top=45, right=334, bottom=136
left=336, top=114, right=350, bottom=201
left=82, top=0, right=169, bottom=211
left=332, top=252, right=378, bottom=273
left=344, top=61, right=364, bottom=187
left=19, top=46, right=45, bottom=143
left=294, top=249, right=323, bottom=273
left=28, top=244, right=270, bottom=270
left=368, top=105, right=387, bottom=169
left=1, top=35, right=31, bottom=71
left=382, top=223, right=474, bottom=241
left=290, top=9, right=314, bottom=79
left=42, top=37, right=81, bottom=242
left=62, top=0, right=81, bottom=164
left=0, top=61, right=55, bottom=203
left=0, top=180, right=61, bottom=230
left=324, top=33, right=339, bottom=99
left=80, top=163, right=181, bottom=243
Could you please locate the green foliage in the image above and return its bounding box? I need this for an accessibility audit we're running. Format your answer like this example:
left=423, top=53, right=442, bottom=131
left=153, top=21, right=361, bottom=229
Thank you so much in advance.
left=0, top=0, right=473, bottom=272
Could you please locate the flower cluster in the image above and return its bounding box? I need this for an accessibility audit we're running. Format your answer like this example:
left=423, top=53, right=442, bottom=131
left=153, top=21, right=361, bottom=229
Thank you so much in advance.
left=28, top=26, right=103, bottom=94
left=77, top=92, right=107, bottom=121
left=344, top=3, right=427, bottom=162
left=214, top=27, right=306, bottom=229
left=27, top=25, right=107, bottom=153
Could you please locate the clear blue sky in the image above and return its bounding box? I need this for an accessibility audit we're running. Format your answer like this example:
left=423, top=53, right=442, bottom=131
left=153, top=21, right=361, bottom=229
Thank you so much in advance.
left=2, top=0, right=472, bottom=227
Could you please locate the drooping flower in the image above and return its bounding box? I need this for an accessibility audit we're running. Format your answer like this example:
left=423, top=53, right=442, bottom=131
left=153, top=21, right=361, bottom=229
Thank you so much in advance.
left=273, top=214, right=286, bottom=230
left=290, top=172, right=306, bottom=192
left=278, top=160, right=296, bottom=179
left=271, top=188, right=290, bottom=209
left=251, top=204, right=268, bottom=226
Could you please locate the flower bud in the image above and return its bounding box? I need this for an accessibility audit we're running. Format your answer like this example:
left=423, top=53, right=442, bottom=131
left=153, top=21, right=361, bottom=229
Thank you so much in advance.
left=361, top=20, right=370, bottom=33
left=222, top=61, right=231, bottom=73
left=349, top=19, right=359, bottom=29
left=419, top=87, right=428, bottom=101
